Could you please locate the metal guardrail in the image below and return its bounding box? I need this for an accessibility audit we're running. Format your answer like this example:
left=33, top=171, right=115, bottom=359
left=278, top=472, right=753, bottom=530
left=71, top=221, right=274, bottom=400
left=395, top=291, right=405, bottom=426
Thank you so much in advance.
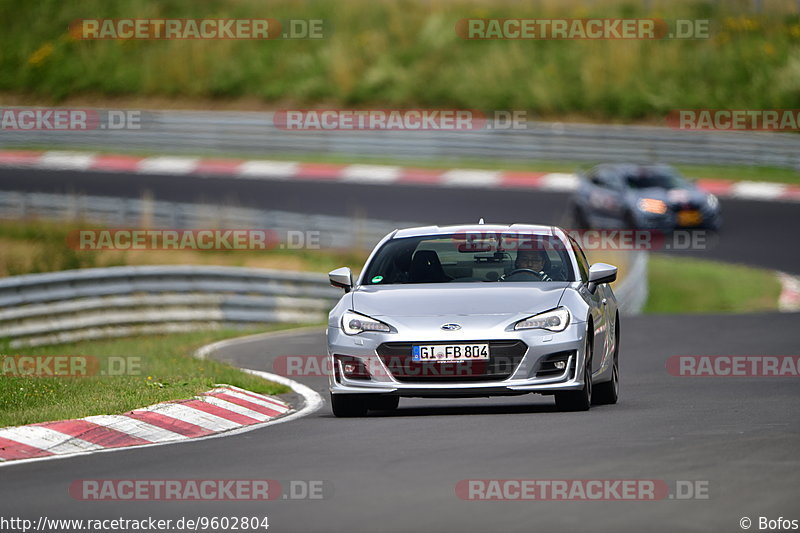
left=614, top=251, right=649, bottom=316
left=1, top=109, right=798, bottom=170
left=0, top=265, right=342, bottom=347
left=0, top=191, right=409, bottom=251
left=0, top=252, right=647, bottom=347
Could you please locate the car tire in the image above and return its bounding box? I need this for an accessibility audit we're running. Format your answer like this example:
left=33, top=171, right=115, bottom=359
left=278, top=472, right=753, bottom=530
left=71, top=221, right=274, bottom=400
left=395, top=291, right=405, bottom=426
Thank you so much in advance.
left=624, top=210, right=638, bottom=230
left=330, top=393, right=369, bottom=417
left=593, top=316, right=620, bottom=405
left=555, top=333, right=592, bottom=412
left=571, top=203, right=590, bottom=229
left=369, top=395, right=400, bottom=411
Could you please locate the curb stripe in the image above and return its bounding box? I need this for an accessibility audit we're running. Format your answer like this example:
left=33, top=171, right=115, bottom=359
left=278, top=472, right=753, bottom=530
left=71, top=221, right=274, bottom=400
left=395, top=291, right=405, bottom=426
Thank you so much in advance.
left=296, top=163, right=346, bottom=179
left=500, top=171, right=545, bottom=188
left=83, top=415, right=188, bottom=443
left=0, top=149, right=797, bottom=203
left=237, top=160, right=298, bottom=178
left=0, top=436, right=55, bottom=460
left=397, top=168, right=445, bottom=184
left=216, top=388, right=290, bottom=413
left=180, top=399, right=261, bottom=425
left=89, top=154, right=142, bottom=172
left=777, top=272, right=800, bottom=312
left=139, top=402, right=243, bottom=431
left=0, top=426, right=101, bottom=455
left=199, top=396, right=274, bottom=421
left=210, top=392, right=285, bottom=417
left=0, top=386, right=291, bottom=463
left=194, top=158, right=246, bottom=176
left=36, top=420, right=150, bottom=448
left=0, top=150, right=43, bottom=165
left=39, top=151, right=96, bottom=171
left=123, top=411, right=214, bottom=438
left=137, top=157, right=198, bottom=175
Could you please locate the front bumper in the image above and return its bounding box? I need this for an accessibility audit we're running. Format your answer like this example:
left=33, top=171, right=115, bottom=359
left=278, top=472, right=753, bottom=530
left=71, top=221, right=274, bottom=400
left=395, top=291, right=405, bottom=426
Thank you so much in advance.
left=328, top=322, right=588, bottom=398
left=634, top=205, right=721, bottom=231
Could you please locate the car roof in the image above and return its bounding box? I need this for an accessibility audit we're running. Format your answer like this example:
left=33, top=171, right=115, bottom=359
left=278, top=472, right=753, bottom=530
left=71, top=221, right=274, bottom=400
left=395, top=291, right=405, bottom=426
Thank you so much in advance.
left=392, top=224, right=556, bottom=239
left=591, top=163, right=677, bottom=174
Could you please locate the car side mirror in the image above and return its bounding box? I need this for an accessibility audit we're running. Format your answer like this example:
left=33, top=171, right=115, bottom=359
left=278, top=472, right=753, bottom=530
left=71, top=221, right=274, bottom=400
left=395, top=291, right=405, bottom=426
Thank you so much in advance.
left=587, top=263, right=617, bottom=292
left=329, top=267, right=353, bottom=292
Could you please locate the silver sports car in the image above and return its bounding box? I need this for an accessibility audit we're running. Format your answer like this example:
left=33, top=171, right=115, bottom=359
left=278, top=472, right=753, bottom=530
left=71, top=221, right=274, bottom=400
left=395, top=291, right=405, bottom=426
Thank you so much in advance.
left=326, top=223, right=620, bottom=417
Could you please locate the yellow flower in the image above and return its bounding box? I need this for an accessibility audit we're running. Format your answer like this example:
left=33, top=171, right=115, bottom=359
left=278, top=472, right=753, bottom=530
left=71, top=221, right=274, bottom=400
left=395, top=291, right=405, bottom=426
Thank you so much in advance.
left=764, top=43, right=776, bottom=56
left=28, top=42, right=54, bottom=66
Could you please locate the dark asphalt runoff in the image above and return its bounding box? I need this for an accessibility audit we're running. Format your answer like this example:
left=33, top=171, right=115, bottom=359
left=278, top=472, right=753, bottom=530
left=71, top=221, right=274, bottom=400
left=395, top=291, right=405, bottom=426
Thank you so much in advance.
left=1, top=167, right=797, bottom=273
left=1, top=313, right=799, bottom=532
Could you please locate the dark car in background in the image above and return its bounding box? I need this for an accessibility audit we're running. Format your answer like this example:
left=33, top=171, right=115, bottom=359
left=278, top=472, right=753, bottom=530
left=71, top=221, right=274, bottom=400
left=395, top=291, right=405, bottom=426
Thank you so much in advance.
left=571, top=164, right=722, bottom=232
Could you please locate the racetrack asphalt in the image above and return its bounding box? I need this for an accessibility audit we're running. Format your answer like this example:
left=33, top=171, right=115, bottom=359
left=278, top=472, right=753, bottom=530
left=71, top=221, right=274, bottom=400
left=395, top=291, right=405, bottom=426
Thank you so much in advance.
left=1, top=167, right=797, bottom=273
left=0, top=167, right=798, bottom=532
left=0, top=313, right=798, bottom=532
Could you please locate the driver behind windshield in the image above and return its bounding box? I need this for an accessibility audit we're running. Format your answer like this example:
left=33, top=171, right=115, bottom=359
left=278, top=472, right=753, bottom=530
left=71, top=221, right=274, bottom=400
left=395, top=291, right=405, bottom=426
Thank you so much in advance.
left=513, top=250, right=553, bottom=281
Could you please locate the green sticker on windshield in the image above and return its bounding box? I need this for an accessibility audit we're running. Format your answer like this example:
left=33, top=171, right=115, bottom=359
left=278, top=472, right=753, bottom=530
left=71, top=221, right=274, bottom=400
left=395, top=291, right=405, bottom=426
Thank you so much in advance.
left=371, top=275, right=383, bottom=283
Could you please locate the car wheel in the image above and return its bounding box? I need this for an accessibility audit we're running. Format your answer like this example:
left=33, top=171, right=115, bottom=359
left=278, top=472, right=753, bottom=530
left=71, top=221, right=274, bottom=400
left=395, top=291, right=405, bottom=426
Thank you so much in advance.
left=330, top=393, right=369, bottom=417
left=369, top=395, right=400, bottom=411
left=555, top=334, right=592, bottom=412
left=624, top=210, right=638, bottom=230
left=571, top=203, right=590, bottom=229
left=593, top=318, right=620, bottom=405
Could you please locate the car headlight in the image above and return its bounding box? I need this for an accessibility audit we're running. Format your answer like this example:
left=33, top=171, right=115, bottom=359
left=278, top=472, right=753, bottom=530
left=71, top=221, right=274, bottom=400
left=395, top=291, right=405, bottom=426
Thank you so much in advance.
left=637, top=198, right=668, bottom=214
left=341, top=310, right=391, bottom=335
left=514, top=307, right=570, bottom=332
left=706, top=194, right=719, bottom=210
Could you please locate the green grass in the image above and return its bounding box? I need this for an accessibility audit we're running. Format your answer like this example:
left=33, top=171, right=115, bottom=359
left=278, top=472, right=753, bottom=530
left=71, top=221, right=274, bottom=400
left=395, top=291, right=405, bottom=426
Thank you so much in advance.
left=0, top=218, right=369, bottom=277
left=1, top=0, right=799, bottom=123
left=0, top=327, right=300, bottom=428
left=644, top=254, right=782, bottom=314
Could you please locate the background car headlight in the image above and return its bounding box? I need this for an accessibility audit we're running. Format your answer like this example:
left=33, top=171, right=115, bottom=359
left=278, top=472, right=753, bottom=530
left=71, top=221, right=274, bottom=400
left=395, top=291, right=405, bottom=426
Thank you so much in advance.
left=637, top=198, right=668, bottom=214
left=341, top=310, right=391, bottom=335
left=706, top=193, right=719, bottom=210
left=514, top=307, right=570, bottom=332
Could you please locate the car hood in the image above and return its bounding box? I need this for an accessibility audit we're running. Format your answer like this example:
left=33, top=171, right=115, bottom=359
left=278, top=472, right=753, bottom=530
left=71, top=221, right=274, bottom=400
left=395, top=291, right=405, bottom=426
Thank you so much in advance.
left=352, top=283, right=570, bottom=317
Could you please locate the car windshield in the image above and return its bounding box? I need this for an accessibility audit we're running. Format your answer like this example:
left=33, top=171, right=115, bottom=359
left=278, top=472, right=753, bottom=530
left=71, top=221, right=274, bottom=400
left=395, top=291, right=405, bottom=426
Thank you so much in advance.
left=625, top=169, right=686, bottom=190
left=362, top=233, right=575, bottom=285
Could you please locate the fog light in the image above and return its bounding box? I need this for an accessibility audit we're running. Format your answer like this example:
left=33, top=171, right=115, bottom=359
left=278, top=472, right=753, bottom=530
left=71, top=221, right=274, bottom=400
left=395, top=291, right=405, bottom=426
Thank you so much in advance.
left=335, top=355, right=371, bottom=380
left=554, top=361, right=567, bottom=370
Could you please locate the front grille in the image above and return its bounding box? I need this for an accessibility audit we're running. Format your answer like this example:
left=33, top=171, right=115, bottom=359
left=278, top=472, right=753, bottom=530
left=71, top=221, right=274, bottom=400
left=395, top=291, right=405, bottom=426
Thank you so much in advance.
left=376, top=340, right=527, bottom=383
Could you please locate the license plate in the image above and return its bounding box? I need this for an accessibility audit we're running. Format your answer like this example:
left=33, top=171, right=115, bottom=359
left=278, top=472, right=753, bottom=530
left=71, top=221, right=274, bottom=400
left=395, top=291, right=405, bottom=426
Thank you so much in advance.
left=677, top=210, right=702, bottom=226
left=411, top=344, right=490, bottom=363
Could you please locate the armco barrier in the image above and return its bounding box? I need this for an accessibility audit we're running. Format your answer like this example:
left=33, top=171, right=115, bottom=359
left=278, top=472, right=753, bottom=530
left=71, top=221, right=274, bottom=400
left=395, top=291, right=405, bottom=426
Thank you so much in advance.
left=0, top=109, right=798, bottom=169
left=0, top=253, right=647, bottom=347
left=0, top=265, right=341, bottom=347
left=0, top=190, right=407, bottom=251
